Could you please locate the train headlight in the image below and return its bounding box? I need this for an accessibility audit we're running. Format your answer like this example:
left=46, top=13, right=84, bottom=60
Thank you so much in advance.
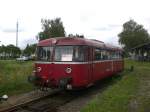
left=37, top=67, right=42, bottom=72
left=66, top=67, right=72, bottom=74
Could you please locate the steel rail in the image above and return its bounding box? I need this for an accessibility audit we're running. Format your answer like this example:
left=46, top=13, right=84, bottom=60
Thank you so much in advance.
left=0, top=89, right=61, bottom=112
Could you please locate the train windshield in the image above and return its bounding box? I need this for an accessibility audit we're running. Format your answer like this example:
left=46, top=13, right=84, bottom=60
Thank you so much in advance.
left=37, top=46, right=53, bottom=61
left=54, top=46, right=86, bottom=62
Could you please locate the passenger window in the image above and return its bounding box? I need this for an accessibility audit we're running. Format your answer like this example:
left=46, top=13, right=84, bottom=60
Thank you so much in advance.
left=111, top=52, right=117, bottom=59
left=94, top=48, right=102, bottom=60
left=107, top=51, right=112, bottom=60
left=94, top=49, right=110, bottom=60
left=111, top=51, right=122, bottom=59
left=101, top=50, right=108, bottom=60
left=94, top=49, right=123, bottom=60
left=37, top=46, right=53, bottom=61
left=118, top=51, right=123, bottom=59
left=73, top=46, right=85, bottom=62
left=94, top=49, right=122, bottom=60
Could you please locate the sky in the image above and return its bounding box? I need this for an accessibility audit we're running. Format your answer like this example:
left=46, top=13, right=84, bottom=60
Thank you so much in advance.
left=0, top=0, right=150, bottom=49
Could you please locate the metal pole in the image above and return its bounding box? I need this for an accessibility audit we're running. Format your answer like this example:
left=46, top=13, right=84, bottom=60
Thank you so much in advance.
left=16, top=21, right=18, bottom=47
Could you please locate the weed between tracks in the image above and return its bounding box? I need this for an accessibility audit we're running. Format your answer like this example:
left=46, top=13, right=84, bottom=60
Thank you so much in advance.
left=0, top=60, right=34, bottom=96
left=81, top=59, right=150, bottom=112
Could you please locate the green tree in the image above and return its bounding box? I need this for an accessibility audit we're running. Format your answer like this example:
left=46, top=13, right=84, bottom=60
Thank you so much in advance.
left=118, top=19, right=150, bottom=51
left=23, top=44, right=36, bottom=56
left=38, top=18, right=65, bottom=40
left=6, top=45, right=21, bottom=58
left=0, top=44, right=21, bottom=59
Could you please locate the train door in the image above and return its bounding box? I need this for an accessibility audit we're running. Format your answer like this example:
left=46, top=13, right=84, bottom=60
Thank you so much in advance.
left=87, top=47, right=94, bottom=84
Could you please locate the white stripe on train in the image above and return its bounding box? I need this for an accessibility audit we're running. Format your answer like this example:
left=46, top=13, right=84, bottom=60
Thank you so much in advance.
left=35, top=59, right=123, bottom=64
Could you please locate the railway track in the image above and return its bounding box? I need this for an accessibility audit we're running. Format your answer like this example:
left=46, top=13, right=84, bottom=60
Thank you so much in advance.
left=0, top=89, right=78, bottom=112
left=0, top=88, right=98, bottom=112
left=0, top=89, right=63, bottom=112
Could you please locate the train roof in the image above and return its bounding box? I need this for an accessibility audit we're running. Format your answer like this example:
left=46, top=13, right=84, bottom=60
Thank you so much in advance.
left=38, top=37, right=122, bottom=51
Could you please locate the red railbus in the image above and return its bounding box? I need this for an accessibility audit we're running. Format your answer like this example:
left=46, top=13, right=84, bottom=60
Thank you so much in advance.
left=29, top=37, right=124, bottom=90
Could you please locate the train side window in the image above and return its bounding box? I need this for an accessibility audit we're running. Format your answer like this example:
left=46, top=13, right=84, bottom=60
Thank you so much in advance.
left=107, top=51, right=112, bottom=60
left=111, top=51, right=122, bottom=59
left=101, top=50, right=108, bottom=60
left=94, top=48, right=102, bottom=60
left=94, top=49, right=112, bottom=60
left=116, top=51, right=121, bottom=59
left=73, top=46, right=86, bottom=62
left=118, top=51, right=123, bottom=59
left=37, top=46, right=53, bottom=61
left=111, top=51, right=114, bottom=59
left=117, top=52, right=120, bottom=59
left=111, top=51, right=116, bottom=59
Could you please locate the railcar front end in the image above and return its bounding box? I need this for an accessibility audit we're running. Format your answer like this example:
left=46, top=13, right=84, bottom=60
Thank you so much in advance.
left=29, top=45, right=90, bottom=90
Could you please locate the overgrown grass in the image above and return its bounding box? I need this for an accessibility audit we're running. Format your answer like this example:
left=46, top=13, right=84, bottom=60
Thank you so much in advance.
left=81, top=59, right=150, bottom=112
left=0, top=60, right=34, bottom=96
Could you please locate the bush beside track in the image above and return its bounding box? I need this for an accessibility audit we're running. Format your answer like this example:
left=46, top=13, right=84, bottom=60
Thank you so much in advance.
left=0, top=60, right=34, bottom=96
left=81, top=59, right=150, bottom=112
